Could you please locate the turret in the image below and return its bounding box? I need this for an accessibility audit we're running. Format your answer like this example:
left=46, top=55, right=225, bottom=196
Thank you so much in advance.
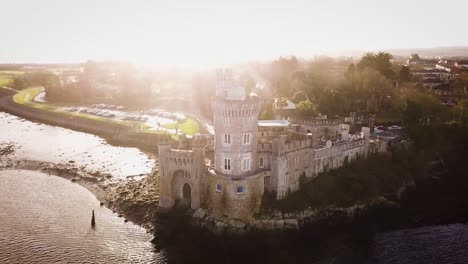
left=212, top=69, right=261, bottom=177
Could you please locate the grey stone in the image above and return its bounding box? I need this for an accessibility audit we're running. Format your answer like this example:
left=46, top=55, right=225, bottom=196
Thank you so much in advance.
left=193, top=208, right=207, bottom=220
left=283, top=219, right=299, bottom=230
left=228, top=219, right=246, bottom=230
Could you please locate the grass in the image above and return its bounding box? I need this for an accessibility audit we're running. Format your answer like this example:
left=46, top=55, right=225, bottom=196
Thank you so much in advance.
left=0, top=76, right=13, bottom=87
left=13, top=86, right=44, bottom=104
left=11, top=86, right=201, bottom=137
left=0, top=70, right=24, bottom=75
left=0, top=70, right=24, bottom=87
left=162, top=118, right=201, bottom=136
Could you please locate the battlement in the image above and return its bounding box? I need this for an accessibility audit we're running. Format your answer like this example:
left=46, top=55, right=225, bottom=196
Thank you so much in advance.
left=283, top=139, right=313, bottom=154
left=314, top=138, right=365, bottom=158
left=271, top=134, right=313, bottom=157
left=212, top=97, right=261, bottom=120
left=291, top=118, right=344, bottom=126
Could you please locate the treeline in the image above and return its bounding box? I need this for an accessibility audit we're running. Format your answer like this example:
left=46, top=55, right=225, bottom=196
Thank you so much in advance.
left=10, top=61, right=154, bottom=106
left=245, top=52, right=468, bottom=121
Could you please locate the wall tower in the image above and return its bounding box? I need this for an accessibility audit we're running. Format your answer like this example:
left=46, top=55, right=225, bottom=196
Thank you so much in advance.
left=212, top=69, right=261, bottom=177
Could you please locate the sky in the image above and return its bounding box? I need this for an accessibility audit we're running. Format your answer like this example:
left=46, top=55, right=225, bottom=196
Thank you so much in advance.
left=1, top=0, right=467, bottom=68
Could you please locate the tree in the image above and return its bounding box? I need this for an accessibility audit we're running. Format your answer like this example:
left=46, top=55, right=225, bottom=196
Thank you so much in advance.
left=296, top=100, right=317, bottom=118
left=12, top=76, right=27, bottom=90
left=345, top=63, right=356, bottom=81
left=399, top=65, right=411, bottom=82
left=240, top=72, right=255, bottom=95
left=268, top=56, right=301, bottom=97
left=44, top=74, right=61, bottom=99
left=410, top=53, right=421, bottom=61
left=358, top=52, right=395, bottom=80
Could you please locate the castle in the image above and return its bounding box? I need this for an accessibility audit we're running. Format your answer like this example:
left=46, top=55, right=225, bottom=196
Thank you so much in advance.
left=158, top=69, right=371, bottom=221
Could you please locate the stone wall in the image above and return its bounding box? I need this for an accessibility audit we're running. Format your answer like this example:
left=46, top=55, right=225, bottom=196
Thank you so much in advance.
left=158, top=143, right=206, bottom=210
left=204, top=169, right=265, bottom=221
left=212, top=98, right=261, bottom=176
left=313, top=127, right=370, bottom=175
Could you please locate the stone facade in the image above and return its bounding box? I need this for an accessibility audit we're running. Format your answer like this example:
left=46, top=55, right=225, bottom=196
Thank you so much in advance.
left=158, top=137, right=206, bottom=210
left=205, top=169, right=265, bottom=221
left=158, top=69, right=374, bottom=221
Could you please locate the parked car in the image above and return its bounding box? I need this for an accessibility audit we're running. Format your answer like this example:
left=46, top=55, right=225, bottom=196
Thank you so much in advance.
left=388, top=125, right=402, bottom=130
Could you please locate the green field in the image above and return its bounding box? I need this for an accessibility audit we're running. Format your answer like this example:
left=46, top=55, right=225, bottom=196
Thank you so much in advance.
left=11, top=87, right=202, bottom=137
left=0, top=70, right=24, bottom=87
left=162, top=118, right=201, bottom=136
left=0, top=76, right=13, bottom=87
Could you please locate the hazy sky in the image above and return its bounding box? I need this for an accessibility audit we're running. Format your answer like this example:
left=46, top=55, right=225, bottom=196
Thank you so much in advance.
left=1, top=0, right=467, bottom=67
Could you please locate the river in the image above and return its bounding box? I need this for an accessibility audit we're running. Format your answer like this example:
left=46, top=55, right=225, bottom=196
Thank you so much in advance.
left=0, top=170, right=163, bottom=263
left=0, top=112, right=154, bottom=179
left=1, top=112, right=468, bottom=263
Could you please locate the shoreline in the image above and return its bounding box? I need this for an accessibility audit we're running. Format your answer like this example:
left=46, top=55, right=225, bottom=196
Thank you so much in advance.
left=0, top=95, right=174, bottom=153
left=0, top=156, right=159, bottom=234
left=1, top=106, right=468, bottom=239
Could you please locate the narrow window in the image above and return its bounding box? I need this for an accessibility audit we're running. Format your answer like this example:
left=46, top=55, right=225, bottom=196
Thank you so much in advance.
left=259, top=157, right=264, bottom=168
left=224, top=158, right=231, bottom=171
left=216, top=183, right=222, bottom=192
left=242, top=133, right=251, bottom=145
left=236, top=186, right=245, bottom=194
left=224, top=134, right=231, bottom=145
left=242, top=157, right=251, bottom=171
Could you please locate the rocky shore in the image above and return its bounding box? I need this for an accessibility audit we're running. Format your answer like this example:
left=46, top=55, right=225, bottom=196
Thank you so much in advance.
left=0, top=142, right=160, bottom=234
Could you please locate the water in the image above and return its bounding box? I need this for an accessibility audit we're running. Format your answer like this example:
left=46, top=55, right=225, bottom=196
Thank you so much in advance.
left=0, top=112, right=154, bottom=179
left=370, top=224, right=468, bottom=264
left=1, top=111, right=468, bottom=263
left=0, top=170, right=163, bottom=263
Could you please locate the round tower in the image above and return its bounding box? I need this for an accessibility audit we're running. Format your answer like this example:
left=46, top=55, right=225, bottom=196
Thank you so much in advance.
left=212, top=69, right=261, bottom=176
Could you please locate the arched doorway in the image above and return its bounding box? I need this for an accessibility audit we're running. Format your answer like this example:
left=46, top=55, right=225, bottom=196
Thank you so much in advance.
left=182, top=183, right=191, bottom=208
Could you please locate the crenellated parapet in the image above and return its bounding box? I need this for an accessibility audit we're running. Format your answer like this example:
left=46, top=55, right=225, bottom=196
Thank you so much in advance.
left=212, top=95, right=261, bottom=177
left=312, top=127, right=370, bottom=175
left=291, top=118, right=344, bottom=126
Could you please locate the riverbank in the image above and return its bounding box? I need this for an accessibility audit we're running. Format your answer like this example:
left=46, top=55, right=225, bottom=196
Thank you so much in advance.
left=0, top=136, right=160, bottom=235
left=0, top=93, right=175, bottom=153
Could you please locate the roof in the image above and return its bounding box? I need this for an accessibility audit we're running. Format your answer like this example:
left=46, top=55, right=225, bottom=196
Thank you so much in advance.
left=274, top=98, right=296, bottom=110
left=258, top=120, right=290, bottom=128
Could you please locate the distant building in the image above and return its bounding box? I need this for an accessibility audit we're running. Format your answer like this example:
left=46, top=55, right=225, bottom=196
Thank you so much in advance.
left=273, top=98, right=296, bottom=120
left=455, top=60, right=468, bottom=70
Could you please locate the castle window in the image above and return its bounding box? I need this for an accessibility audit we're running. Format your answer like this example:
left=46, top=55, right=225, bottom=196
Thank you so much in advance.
left=216, top=183, right=222, bottom=192
left=224, top=134, right=231, bottom=145
left=259, top=157, right=264, bottom=168
left=242, top=157, right=251, bottom=171
left=236, top=186, right=245, bottom=194
left=224, top=158, right=231, bottom=171
left=242, top=133, right=251, bottom=145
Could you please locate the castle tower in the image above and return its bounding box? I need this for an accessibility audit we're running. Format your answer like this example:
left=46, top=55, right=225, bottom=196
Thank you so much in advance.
left=212, top=69, right=261, bottom=177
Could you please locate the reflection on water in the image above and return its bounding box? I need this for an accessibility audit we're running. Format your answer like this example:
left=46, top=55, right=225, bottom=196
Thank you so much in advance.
left=0, top=112, right=154, bottom=179
left=370, top=224, right=468, bottom=264
left=0, top=170, right=163, bottom=264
